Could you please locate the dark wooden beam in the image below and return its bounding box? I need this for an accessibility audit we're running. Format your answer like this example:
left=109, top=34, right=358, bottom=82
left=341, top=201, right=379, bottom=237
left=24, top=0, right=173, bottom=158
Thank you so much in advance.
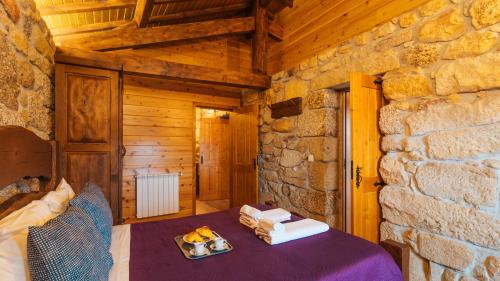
left=269, top=20, right=283, bottom=40
left=38, top=0, right=136, bottom=16
left=149, top=2, right=248, bottom=24
left=261, top=0, right=293, bottom=14
left=253, top=1, right=268, bottom=73
left=55, top=47, right=271, bottom=89
left=134, top=0, right=155, bottom=27
left=60, top=17, right=256, bottom=51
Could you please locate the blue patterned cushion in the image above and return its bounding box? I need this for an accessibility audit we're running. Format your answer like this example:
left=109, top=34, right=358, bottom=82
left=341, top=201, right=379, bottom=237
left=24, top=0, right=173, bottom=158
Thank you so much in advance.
left=27, top=206, right=113, bottom=281
left=70, top=182, right=113, bottom=248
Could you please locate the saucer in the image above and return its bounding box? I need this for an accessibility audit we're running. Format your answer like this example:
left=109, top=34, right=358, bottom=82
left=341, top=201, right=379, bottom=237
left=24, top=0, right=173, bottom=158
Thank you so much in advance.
left=189, top=248, right=210, bottom=257
left=209, top=243, right=229, bottom=251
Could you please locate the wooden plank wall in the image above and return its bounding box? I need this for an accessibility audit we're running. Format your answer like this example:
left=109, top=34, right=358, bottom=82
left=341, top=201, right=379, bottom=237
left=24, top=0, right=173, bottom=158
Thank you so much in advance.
left=122, top=75, right=241, bottom=223
left=268, top=0, right=430, bottom=73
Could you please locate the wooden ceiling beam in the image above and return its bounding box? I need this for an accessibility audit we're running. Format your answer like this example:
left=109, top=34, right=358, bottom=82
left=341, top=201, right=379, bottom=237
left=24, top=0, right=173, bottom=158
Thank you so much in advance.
left=38, top=0, right=136, bottom=16
left=60, top=17, right=256, bottom=51
left=134, top=0, right=155, bottom=27
left=148, top=2, right=249, bottom=24
left=51, top=20, right=132, bottom=37
left=253, top=1, right=268, bottom=73
left=55, top=47, right=271, bottom=89
left=268, top=20, right=283, bottom=40
left=261, top=0, right=293, bottom=15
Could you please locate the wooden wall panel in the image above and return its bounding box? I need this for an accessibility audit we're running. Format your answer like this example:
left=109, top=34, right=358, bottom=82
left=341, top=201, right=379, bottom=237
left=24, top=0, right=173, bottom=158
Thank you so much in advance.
left=268, top=0, right=430, bottom=73
left=121, top=75, right=241, bottom=223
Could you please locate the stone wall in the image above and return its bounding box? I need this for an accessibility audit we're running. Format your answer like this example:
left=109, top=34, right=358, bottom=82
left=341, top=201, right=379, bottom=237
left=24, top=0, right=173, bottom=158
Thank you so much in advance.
left=259, top=0, right=500, bottom=280
left=0, top=0, right=55, bottom=199
left=0, top=0, right=55, bottom=140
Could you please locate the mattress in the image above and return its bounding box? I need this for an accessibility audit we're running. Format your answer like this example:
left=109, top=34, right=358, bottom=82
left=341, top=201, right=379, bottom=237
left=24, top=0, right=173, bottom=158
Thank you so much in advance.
left=109, top=224, right=130, bottom=281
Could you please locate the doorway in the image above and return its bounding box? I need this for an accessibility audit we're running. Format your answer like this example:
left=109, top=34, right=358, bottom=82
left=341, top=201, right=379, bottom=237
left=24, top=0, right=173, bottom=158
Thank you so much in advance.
left=195, top=108, right=231, bottom=214
left=341, top=73, right=384, bottom=244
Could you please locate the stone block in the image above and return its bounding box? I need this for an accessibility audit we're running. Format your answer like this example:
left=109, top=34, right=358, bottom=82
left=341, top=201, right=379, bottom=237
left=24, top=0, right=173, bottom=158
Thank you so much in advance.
left=436, top=52, right=500, bottom=95
left=284, top=79, right=309, bottom=100
left=306, top=89, right=339, bottom=109
left=351, top=49, right=400, bottom=76
left=0, top=34, right=19, bottom=110
left=379, top=104, right=404, bottom=134
left=380, top=185, right=500, bottom=249
left=383, top=67, right=433, bottom=100
left=31, top=25, right=54, bottom=59
left=424, top=122, right=500, bottom=160
left=380, top=155, right=409, bottom=186
left=484, top=256, right=500, bottom=280
left=9, top=27, right=28, bottom=55
left=272, top=117, right=296, bottom=133
left=263, top=170, right=279, bottom=183
left=381, top=135, right=403, bottom=152
left=470, top=0, right=500, bottom=28
left=375, top=29, right=413, bottom=51
left=311, top=67, right=350, bottom=90
left=415, top=162, right=497, bottom=206
left=3, top=0, right=20, bottom=22
left=308, top=161, right=337, bottom=191
left=443, top=31, right=498, bottom=59
left=279, top=149, right=303, bottom=168
left=419, top=0, right=448, bottom=16
left=413, top=232, right=475, bottom=270
left=419, top=9, right=466, bottom=42
left=399, top=11, right=419, bottom=28
left=404, top=44, right=439, bottom=66
left=17, top=58, right=35, bottom=88
left=297, top=108, right=336, bottom=137
left=262, top=132, right=274, bottom=145
left=305, top=136, right=338, bottom=162
left=375, top=22, right=396, bottom=38
left=406, top=93, right=500, bottom=135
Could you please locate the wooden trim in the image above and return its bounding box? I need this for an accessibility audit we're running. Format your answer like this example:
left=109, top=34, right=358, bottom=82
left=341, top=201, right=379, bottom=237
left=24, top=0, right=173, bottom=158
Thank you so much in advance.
left=55, top=47, right=271, bottom=89
left=269, top=20, right=284, bottom=41
left=134, top=0, right=155, bottom=27
left=380, top=239, right=410, bottom=281
left=60, top=17, right=256, bottom=51
left=39, top=0, right=136, bottom=16
left=0, top=192, right=48, bottom=220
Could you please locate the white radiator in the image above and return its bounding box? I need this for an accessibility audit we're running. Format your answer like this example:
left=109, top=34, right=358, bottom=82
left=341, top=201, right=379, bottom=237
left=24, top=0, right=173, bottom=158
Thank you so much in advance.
left=136, top=173, right=180, bottom=218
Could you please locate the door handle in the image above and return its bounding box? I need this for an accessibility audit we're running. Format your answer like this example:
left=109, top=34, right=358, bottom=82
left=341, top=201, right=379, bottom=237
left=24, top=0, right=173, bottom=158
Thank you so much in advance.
left=121, top=145, right=126, bottom=157
left=355, top=165, right=362, bottom=189
left=201, top=155, right=204, bottom=164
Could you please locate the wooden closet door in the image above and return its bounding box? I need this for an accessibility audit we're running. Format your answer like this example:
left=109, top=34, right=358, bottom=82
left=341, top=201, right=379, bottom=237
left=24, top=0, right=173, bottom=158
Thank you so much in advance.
left=56, top=64, right=121, bottom=223
left=230, top=104, right=258, bottom=207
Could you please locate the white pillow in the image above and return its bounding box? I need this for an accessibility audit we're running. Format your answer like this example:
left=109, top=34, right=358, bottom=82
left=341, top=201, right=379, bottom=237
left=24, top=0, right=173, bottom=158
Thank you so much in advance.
left=41, top=178, right=76, bottom=214
left=0, top=200, right=57, bottom=281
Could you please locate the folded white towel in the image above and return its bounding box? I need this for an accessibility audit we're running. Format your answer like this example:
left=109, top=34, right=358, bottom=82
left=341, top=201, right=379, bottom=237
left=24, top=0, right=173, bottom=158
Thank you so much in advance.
left=258, top=219, right=285, bottom=233
left=255, top=218, right=329, bottom=245
left=239, top=205, right=291, bottom=229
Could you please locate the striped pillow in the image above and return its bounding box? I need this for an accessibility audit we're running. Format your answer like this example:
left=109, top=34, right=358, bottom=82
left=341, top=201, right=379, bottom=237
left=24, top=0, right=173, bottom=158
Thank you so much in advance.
left=70, top=182, right=113, bottom=249
left=27, top=206, right=113, bottom=281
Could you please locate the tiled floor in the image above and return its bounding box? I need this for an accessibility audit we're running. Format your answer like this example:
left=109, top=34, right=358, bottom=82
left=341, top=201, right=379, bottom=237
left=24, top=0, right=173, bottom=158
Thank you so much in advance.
left=196, top=199, right=230, bottom=215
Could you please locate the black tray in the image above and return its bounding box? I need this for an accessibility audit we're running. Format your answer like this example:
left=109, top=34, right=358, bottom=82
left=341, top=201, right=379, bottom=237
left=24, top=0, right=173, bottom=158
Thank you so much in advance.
left=174, top=231, right=234, bottom=260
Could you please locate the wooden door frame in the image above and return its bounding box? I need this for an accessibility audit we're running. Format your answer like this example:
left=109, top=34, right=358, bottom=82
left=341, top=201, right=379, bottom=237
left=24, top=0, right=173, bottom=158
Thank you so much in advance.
left=192, top=103, right=236, bottom=215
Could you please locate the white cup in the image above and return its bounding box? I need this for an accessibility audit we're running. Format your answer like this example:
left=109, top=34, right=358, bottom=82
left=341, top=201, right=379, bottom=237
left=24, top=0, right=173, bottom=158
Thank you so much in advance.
left=213, top=237, right=225, bottom=250
left=194, top=242, right=206, bottom=255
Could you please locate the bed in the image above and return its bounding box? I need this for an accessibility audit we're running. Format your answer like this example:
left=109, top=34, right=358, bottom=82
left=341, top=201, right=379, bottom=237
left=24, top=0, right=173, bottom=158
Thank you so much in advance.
left=0, top=126, right=407, bottom=281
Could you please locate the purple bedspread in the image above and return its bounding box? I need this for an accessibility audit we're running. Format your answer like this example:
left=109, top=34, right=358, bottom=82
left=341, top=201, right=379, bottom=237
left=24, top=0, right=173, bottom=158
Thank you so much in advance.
left=130, top=206, right=402, bottom=281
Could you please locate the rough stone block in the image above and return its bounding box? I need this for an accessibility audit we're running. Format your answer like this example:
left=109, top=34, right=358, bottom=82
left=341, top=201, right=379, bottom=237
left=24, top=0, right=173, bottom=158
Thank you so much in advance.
left=419, top=9, right=465, bottom=42
left=279, top=149, right=303, bottom=168
left=375, top=29, right=413, bottom=51
left=272, top=117, right=296, bottom=133
left=379, top=185, right=500, bottom=249
left=415, top=162, right=498, bottom=207
left=425, top=122, right=500, bottom=160
left=443, top=31, right=498, bottom=59
left=305, top=136, right=338, bottom=162
left=383, top=67, right=433, bottom=100
left=419, top=0, right=448, bottom=16
left=413, top=231, right=475, bottom=270
left=379, top=104, right=404, bottom=134
left=406, top=93, right=500, bottom=135
left=380, top=155, right=409, bottom=186
left=16, top=58, right=35, bottom=88
left=308, top=161, right=338, bottom=191
left=399, top=11, right=418, bottom=28
left=307, top=89, right=339, bottom=109
left=470, top=0, right=500, bottom=28
left=284, top=79, right=309, bottom=100
left=436, top=52, right=500, bottom=95
left=3, top=0, right=20, bottom=22
left=297, top=108, right=336, bottom=137
left=404, top=44, right=439, bottom=66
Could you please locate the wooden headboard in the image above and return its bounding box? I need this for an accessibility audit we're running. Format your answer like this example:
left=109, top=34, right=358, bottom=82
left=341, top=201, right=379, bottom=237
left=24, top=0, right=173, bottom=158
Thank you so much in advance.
left=0, top=126, right=57, bottom=219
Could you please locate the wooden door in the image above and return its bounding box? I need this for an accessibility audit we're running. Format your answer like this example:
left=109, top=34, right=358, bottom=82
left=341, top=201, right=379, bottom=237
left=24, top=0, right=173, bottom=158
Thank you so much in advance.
left=230, top=104, right=258, bottom=207
left=199, top=116, right=231, bottom=201
left=56, top=64, right=121, bottom=224
left=350, top=72, right=383, bottom=243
